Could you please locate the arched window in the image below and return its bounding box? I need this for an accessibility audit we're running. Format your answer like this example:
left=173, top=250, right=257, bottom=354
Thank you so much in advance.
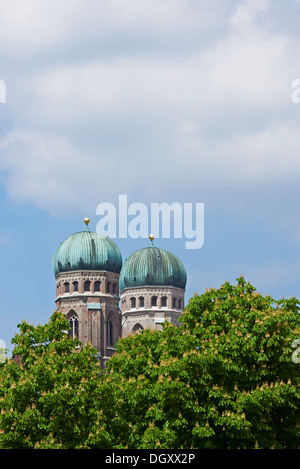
left=94, top=281, right=101, bottom=292
left=112, top=283, right=117, bottom=294
left=107, top=319, right=113, bottom=346
left=64, top=282, right=70, bottom=293
left=84, top=280, right=91, bottom=292
left=68, top=313, right=79, bottom=339
left=73, top=281, right=78, bottom=292
left=151, top=296, right=157, bottom=307
left=178, top=299, right=182, bottom=310
left=139, top=296, right=144, bottom=308
left=173, top=298, right=177, bottom=309
left=130, top=297, right=136, bottom=308
left=106, top=282, right=111, bottom=293
left=132, top=323, right=144, bottom=333
left=161, top=296, right=167, bottom=307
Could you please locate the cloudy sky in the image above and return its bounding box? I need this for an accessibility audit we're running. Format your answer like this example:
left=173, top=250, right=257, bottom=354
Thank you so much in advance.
left=1, top=0, right=300, bottom=354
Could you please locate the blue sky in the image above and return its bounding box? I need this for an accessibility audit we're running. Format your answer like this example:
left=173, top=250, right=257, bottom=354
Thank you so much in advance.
left=1, top=0, right=300, bottom=355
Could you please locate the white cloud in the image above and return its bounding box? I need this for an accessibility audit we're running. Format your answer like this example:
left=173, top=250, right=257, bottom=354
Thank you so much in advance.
left=1, top=114, right=299, bottom=217
left=0, top=0, right=299, bottom=223
left=230, top=0, right=271, bottom=29
left=0, top=0, right=230, bottom=58
left=0, top=129, right=81, bottom=211
left=12, top=25, right=288, bottom=137
left=0, top=0, right=81, bottom=56
left=0, top=127, right=143, bottom=214
left=191, top=120, right=300, bottom=183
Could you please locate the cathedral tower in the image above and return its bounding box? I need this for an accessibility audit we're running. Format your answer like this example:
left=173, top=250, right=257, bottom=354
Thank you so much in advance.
left=52, top=219, right=122, bottom=367
left=119, top=235, right=187, bottom=336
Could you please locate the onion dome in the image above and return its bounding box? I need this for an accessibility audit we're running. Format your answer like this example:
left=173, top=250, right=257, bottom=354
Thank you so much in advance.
left=119, top=236, right=187, bottom=291
left=52, top=218, right=122, bottom=276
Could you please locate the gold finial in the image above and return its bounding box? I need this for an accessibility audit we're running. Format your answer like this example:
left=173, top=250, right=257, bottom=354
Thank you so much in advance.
left=149, top=234, right=154, bottom=246
left=84, top=218, right=90, bottom=225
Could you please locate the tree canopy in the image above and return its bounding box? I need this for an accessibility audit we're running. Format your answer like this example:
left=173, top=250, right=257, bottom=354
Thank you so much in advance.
left=0, top=311, right=112, bottom=449
left=105, top=276, right=300, bottom=449
left=0, top=276, right=300, bottom=449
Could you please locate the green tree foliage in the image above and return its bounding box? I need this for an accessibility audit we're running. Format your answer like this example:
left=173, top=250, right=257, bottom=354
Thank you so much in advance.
left=0, top=311, right=112, bottom=449
left=105, top=277, right=300, bottom=449
left=1, top=277, right=300, bottom=449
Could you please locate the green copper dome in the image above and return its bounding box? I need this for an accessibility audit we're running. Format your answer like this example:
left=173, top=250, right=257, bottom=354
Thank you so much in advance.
left=119, top=246, right=187, bottom=291
left=53, top=230, right=122, bottom=276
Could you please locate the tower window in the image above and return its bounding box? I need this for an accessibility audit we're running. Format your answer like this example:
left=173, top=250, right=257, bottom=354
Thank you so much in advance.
left=68, top=314, right=79, bottom=339
left=106, top=282, right=111, bottom=293
left=161, top=296, right=167, bottom=307
left=84, top=280, right=91, bottom=292
left=94, top=281, right=101, bottom=292
left=178, top=299, right=182, bottom=310
left=151, top=296, right=157, bottom=307
left=73, top=281, right=78, bottom=292
left=64, top=282, right=70, bottom=293
left=132, top=323, right=144, bottom=333
left=130, top=297, right=136, bottom=308
left=139, top=296, right=144, bottom=308
left=107, top=319, right=113, bottom=346
left=112, top=283, right=117, bottom=294
left=173, top=298, right=177, bottom=309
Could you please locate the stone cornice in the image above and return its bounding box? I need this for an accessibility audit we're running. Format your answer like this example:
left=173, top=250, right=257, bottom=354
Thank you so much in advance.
left=121, top=309, right=182, bottom=317
left=120, top=285, right=185, bottom=295
left=55, top=292, right=119, bottom=302
left=55, top=271, right=120, bottom=280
